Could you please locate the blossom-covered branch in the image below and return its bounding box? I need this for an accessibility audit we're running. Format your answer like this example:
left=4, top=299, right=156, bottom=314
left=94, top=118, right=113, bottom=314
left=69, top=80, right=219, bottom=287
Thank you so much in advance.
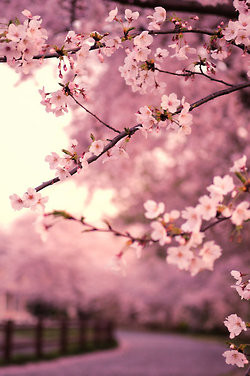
left=41, top=155, right=249, bottom=277
left=154, top=66, right=234, bottom=87
left=35, top=124, right=140, bottom=192
left=107, top=0, right=237, bottom=19
left=69, top=93, right=121, bottom=133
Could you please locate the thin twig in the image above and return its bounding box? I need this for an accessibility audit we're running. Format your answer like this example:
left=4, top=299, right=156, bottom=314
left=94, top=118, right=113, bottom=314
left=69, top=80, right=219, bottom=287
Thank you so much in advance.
left=189, top=81, right=250, bottom=112
left=155, top=67, right=233, bottom=87
left=149, top=29, right=215, bottom=37
left=69, top=93, right=120, bottom=133
left=201, top=217, right=229, bottom=232
left=106, top=0, right=237, bottom=19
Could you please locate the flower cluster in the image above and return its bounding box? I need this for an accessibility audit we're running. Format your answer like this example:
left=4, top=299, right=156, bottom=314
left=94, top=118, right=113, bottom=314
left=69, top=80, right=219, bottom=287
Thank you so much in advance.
left=142, top=156, right=249, bottom=276
left=39, top=87, right=71, bottom=117
left=222, top=270, right=249, bottom=368
left=231, top=270, right=250, bottom=300
left=0, top=9, right=48, bottom=74
left=135, top=94, right=193, bottom=136
left=10, top=188, right=48, bottom=212
left=224, top=313, right=247, bottom=339
left=222, top=2, right=250, bottom=48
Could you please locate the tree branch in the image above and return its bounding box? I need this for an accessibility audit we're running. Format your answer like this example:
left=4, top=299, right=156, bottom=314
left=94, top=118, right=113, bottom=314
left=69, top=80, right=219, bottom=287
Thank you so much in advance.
left=35, top=81, right=249, bottom=193
left=155, top=67, right=234, bottom=87
left=35, top=125, right=141, bottom=192
left=200, top=217, right=229, bottom=232
left=105, top=0, right=237, bottom=19
left=69, top=93, right=121, bottom=133
left=189, top=82, right=250, bottom=112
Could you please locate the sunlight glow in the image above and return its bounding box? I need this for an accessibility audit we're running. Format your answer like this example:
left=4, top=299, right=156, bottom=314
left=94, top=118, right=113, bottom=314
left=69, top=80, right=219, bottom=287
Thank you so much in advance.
left=1, top=63, right=118, bottom=229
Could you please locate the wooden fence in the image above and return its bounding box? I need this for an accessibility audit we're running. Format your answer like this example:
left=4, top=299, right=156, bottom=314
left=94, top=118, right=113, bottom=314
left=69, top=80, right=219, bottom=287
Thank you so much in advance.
left=0, top=318, right=115, bottom=363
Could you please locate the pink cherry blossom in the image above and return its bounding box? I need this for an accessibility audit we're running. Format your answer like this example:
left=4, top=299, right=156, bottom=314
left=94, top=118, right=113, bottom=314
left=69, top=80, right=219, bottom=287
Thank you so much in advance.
left=45, top=152, right=62, bottom=169
left=163, top=210, right=180, bottom=223
left=134, top=31, right=153, bottom=48
left=89, top=140, right=105, bottom=156
left=224, top=313, right=247, bottom=339
left=147, top=7, right=166, bottom=30
left=7, top=23, right=26, bottom=42
left=154, top=48, right=169, bottom=62
left=105, top=7, right=118, bottom=23
left=9, top=193, right=25, bottom=211
left=181, top=206, right=201, bottom=232
left=231, top=201, right=250, bottom=226
left=161, top=93, right=180, bottom=113
left=231, top=270, right=242, bottom=284
left=223, top=20, right=240, bottom=41
left=223, top=350, right=248, bottom=367
left=207, top=175, right=234, bottom=199
left=230, top=155, right=247, bottom=173
left=197, top=195, right=218, bottom=221
left=166, top=245, right=193, bottom=270
left=56, top=166, right=71, bottom=181
left=144, top=200, right=165, bottom=219
left=23, top=188, right=40, bottom=208
left=125, top=9, right=139, bottom=23
left=199, top=241, right=222, bottom=270
left=151, top=221, right=170, bottom=246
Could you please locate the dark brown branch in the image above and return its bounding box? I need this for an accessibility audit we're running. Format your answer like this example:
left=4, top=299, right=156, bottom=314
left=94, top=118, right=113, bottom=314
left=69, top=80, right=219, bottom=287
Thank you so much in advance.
left=201, top=217, right=229, bottom=232
left=149, top=29, right=249, bottom=54
left=35, top=125, right=141, bottom=192
left=106, top=0, right=237, bottom=19
left=35, top=81, right=249, bottom=193
left=69, top=93, right=121, bottom=133
left=155, top=67, right=233, bottom=87
left=189, top=82, right=250, bottom=112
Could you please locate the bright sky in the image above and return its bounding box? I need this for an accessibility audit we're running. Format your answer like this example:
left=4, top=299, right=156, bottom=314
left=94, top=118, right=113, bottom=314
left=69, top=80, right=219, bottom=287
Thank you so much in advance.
left=1, top=62, right=118, bottom=230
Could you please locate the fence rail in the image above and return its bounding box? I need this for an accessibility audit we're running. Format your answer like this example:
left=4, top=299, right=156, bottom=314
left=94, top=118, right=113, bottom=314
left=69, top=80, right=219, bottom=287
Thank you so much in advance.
left=0, top=318, right=115, bottom=363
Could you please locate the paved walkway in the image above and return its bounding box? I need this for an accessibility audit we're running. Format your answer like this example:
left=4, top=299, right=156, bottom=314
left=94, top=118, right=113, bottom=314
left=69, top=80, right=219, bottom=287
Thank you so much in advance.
left=0, top=331, right=235, bottom=376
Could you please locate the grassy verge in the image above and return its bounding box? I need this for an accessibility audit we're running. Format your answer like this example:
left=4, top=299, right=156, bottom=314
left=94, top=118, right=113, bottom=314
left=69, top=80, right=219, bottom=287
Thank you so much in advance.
left=0, top=339, right=118, bottom=367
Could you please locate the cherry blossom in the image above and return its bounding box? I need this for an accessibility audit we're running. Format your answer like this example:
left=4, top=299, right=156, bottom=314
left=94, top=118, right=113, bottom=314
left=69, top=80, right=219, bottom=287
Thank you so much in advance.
left=224, top=313, right=247, bottom=339
left=9, top=193, right=25, bottom=211
left=166, top=245, right=193, bottom=271
left=147, top=7, right=167, bottom=31
left=161, top=93, right=180, bottom=113
left=45, top=152, right=62, bottom=169
left=231, top=270, right=242, bottom=285
left=223, top=350, right=249, bottom=367
left=230, top=155, right=247, bottom=173
left=105, top=7, right=118, bottom=23
left=181, top=206, right=201, bottom=232
left=144, top=200, right=165, bottom=219
left=207, top=175, right=234, bottom=200
left=89, top=140, right=105, bottom=156
left=199, top=241, right=222, bottom=270
left=151, top=221, right=171, bottom=246
left=125, top=9, right=139, bottom=23
left=134, top=31, right=153, bottom=48
left=197, top=195, right=218, bottom=221
left=154, top=48, right=169, bottom=62
left=231, top=201, right=250, bottom=226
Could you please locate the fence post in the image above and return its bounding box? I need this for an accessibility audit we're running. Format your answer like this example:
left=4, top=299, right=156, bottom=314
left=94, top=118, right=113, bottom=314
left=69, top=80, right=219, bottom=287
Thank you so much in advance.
left=78, top=318, right=87, bottom=351
left=93, top=319, right=104, bottom=348
left=4, top=320, right=13, bottom=363
left=35, top=317, right=43, bottom=358
left=105, top=320, right=115, bottom=343
left=59, top=317, right=68, bottom=354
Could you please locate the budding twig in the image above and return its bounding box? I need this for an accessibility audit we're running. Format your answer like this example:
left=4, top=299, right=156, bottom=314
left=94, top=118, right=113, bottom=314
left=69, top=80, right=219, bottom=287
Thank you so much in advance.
left=69, top=93, right=121, bottom=133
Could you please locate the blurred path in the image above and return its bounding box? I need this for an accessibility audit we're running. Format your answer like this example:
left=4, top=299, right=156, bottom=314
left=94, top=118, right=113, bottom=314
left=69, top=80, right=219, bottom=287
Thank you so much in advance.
left=0, top=330, right=234, bottom=376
